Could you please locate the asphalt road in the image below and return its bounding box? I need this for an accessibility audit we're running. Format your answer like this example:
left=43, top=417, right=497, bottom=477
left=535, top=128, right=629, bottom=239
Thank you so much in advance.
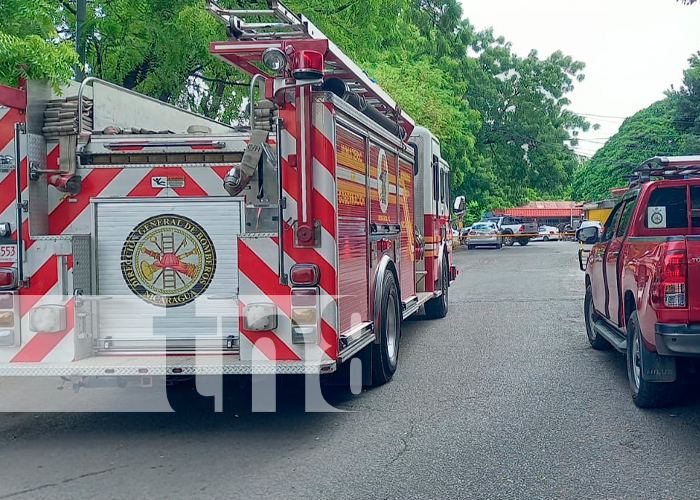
left=2, top=241, right=700, bottom=500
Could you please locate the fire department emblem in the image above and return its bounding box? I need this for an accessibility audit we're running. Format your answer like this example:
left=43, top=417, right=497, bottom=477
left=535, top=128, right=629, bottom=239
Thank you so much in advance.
left=377, top=148, right=390, bottom=213
left=120, top=214, right=216, bottom=307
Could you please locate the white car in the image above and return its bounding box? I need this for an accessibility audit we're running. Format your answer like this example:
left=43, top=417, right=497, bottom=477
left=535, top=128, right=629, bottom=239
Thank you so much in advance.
left=537, top=225, right=559, bottom=241
left=466, top=222, right=501, bottom=249
left=578, top=220, right=603, bottom=231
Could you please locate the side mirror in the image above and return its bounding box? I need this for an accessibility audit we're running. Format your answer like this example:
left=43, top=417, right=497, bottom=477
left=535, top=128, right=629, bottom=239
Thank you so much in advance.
left=576, top=226, right=599, bottom=245
left=453, top=195, right=466, bottom=215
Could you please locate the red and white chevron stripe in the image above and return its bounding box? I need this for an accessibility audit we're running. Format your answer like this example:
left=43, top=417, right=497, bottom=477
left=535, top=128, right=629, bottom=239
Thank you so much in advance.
left=240, top=96, right=339, bottom=362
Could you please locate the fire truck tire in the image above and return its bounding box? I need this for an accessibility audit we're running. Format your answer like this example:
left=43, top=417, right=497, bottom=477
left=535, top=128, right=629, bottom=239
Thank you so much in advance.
left=425, top=257, right=449, bottom=319
left=503, top=232, right=515, bottom=246
left=626, top=311, right=677, bottom=408
left=372, top=271, right=401, bottom=386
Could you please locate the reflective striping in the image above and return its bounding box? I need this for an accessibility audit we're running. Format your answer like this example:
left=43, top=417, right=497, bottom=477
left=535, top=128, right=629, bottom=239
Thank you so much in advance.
left=239, top=237, right=336, bottom=361
left=19, top=255, right=58, bottom=316
left=313, top=157, right=337, bottom=209
left=11, top=298, right=74, bottom=362
left=0, top=107, right=22, bottom=152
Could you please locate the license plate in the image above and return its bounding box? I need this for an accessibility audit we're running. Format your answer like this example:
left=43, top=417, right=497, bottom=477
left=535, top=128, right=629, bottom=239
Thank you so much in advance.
left=0, top=244, right=17, bottom=262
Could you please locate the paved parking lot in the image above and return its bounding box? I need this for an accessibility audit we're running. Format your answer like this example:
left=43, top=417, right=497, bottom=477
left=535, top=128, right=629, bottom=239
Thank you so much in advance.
left=1, top=241, right=700, bottom=499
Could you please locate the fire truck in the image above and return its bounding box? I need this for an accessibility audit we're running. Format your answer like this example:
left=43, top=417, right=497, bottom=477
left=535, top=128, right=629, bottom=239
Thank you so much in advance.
left=0, top=0, right=461, bottom=390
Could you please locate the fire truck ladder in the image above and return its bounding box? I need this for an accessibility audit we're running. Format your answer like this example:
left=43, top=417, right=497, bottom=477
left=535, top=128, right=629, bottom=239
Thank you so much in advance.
left=160, top=232, right=177, bottom=290
left=206, top=0, right=415, bottom=137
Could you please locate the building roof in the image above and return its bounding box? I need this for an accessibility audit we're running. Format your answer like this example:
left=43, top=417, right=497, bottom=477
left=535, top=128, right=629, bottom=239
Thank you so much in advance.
left=494, top=201, right=583, bottom=218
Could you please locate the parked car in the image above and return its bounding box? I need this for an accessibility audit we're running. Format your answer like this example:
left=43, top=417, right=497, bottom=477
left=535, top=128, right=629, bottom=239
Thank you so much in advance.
left=466, top=222, right=501, bottom=249
left=578, top=220, right=603, bottom=232
left=577, top=155, right=700, bottom=408
left=536, top=225, right=559, bottom=241
left=484, top=215, right=537, bottom=246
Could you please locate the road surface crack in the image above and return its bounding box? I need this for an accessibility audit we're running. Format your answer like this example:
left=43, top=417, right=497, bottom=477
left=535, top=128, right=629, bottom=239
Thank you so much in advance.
left=385, top=402, right=458, bottom=468
left=0, top=466, right=126, bottom=499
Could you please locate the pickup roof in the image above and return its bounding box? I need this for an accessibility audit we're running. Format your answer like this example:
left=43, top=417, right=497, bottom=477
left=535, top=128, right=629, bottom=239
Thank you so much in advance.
left=485, top=216, right=538, bottom=246
left=577, top=155, right=700, bottom=408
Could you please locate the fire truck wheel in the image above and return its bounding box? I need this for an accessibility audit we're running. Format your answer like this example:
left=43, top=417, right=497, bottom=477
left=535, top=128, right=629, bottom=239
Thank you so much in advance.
left=425, top=257, right=449, bottom=319
left=372, top=271, right=401, bottom=385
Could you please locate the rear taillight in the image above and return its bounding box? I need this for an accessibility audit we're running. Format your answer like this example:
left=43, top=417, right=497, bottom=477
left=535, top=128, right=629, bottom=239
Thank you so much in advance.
left=469, top=230, right=476, bottom=235
left=289, top=263, right=319, bottom=286
left=0, top=292, right=18, bottom=346
left=490, top=230, right=497, bottom=235
left=0, top=268, right=18, bottom=290
left=291, top=288, right=318, bottom=344
left=519, top=225, right=524, bottom=232
left=652, top=252, right=687, bottom=308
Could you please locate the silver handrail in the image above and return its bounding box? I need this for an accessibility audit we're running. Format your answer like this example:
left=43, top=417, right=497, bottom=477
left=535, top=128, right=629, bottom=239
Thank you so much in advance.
left=13, top=123, right=24, bottom=285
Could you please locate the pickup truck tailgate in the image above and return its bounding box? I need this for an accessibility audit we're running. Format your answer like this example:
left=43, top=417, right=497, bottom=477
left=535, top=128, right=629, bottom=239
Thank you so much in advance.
left=687, top=237, right=700, bottom=321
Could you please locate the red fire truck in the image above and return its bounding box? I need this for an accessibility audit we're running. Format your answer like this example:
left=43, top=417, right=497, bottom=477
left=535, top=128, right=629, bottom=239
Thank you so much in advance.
left=0, top=0, right=461, bottom=389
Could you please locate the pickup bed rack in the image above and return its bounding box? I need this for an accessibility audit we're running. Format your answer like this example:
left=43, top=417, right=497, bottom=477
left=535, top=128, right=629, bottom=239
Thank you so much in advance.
left=625, top=155, right=700, bottom=187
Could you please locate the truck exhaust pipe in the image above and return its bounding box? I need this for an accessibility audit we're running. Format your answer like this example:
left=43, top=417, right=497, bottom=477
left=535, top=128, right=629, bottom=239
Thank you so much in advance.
left=322, top=77, right=406, bottom=140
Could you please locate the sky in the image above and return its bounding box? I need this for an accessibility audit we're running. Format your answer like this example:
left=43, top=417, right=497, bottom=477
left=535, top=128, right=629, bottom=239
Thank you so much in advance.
left=458, top=0, right=700, bottom=157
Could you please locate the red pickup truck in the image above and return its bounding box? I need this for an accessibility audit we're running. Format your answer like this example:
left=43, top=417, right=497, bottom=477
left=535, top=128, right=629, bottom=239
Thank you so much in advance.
left=577, top=156, right=700, bottom=408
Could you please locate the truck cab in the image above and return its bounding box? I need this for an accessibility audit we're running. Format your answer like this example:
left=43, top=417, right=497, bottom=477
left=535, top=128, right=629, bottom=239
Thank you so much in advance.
left=578, top=155, right=700, bottom=407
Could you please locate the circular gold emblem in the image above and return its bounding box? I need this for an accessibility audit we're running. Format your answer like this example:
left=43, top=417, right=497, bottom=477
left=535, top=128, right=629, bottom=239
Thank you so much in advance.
left=121, top=214, right=216, bottom=307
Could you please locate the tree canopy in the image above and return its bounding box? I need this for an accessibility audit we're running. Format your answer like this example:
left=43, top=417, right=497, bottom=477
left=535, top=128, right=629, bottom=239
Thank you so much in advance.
left=572, top=53, right=700, bottom=201
left=1, top=0, right=599, bottom=216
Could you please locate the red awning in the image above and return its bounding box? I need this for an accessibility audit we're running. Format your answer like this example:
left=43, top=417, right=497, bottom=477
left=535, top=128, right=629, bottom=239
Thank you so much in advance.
left=493, top=201, right=582, bottom=218
left=503, top=208, right=583, bottom=218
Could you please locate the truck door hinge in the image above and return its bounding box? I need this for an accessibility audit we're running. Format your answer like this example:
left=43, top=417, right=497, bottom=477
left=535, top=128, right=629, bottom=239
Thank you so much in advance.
left=17, top=200, right=28, bottom=213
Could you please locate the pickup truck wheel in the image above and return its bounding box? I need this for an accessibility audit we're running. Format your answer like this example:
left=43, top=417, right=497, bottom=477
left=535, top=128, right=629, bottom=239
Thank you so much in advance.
left=372, top=271, right=401, bottom=386
left=584, top=285, right=611, bottom=350
left=425, top=258, right=449, bottom=319
left=503, top=233, right=514, bottom=246
left=517, top=237, right=529, bottom=246
left=626, top=311, right=676, bottom=408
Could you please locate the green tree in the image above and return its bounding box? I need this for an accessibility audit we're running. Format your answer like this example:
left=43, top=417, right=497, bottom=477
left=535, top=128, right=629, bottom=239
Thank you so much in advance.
left=0, top=0, right=77, bottom=89
left=571, top=100, right=694, bottom=200
left=668, top=52, right=700, bottom=134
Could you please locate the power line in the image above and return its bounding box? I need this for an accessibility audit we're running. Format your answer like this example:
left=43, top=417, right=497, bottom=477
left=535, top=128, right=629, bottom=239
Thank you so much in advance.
left=569, top=110, right=627, bottom=120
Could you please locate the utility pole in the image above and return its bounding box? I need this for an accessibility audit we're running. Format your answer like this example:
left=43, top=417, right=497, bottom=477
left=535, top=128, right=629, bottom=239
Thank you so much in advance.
left=75, top=0, right=87, bottom=81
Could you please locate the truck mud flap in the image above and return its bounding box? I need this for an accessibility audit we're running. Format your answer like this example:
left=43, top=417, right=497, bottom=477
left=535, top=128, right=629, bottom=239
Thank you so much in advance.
left=641, top=343, right=676, bottom=383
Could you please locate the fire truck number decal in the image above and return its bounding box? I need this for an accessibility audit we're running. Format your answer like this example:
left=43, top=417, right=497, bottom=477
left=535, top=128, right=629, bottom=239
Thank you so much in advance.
left=0, top=244, right=17, bottom=260
left=377, top=148, right=390, bottom=213
left=120, top=214, right=216, bottom=307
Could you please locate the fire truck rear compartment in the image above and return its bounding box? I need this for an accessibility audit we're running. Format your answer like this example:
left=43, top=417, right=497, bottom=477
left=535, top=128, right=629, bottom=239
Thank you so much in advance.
left=92, top=197, right=243, bottom=353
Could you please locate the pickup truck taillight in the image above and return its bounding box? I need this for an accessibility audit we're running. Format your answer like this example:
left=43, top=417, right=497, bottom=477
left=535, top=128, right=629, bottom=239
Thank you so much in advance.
left=518, top=225, right=524, bottom=232
left=651, top=252, right=687, bottom=308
